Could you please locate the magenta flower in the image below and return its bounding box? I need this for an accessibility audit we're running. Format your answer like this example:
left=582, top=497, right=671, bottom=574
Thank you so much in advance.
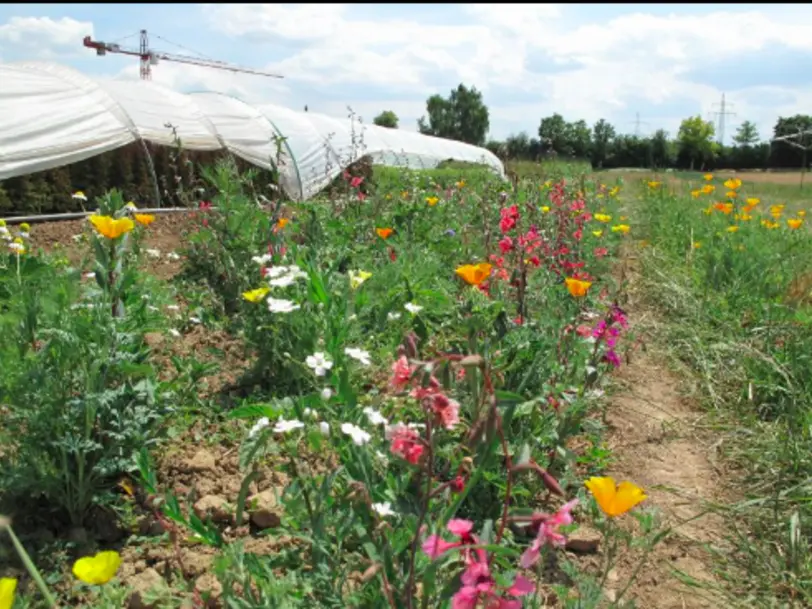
left=422, top=519, right=477, bottom=560
left=520, top=499, right=579, bottom=568
left=453, top=558, right=535, bottom=609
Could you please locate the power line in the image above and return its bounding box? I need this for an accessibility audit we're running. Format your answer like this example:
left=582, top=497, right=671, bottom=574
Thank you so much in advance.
left=628, top=112, right=650, bottom=137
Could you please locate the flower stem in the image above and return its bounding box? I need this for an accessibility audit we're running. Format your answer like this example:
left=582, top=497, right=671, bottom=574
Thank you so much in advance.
left=3, top=524, right=58, bottom=607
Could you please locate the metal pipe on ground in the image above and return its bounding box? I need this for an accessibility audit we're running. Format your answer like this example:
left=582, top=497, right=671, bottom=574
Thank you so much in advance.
left=0, top=207, right=196, bottom=226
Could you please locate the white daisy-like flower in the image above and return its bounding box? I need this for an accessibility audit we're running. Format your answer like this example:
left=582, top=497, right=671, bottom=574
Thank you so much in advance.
left=189, top=316, right=202, bottom=324
left=306, top=352, right=333, bottom=377
left=345, top=347, right=371, bottom=366
left=167, top=252, right=181, bottom=261
left=319, top=421, right=330, bottom=436
left=19, top=232, right=29, bottom=239
left=146, top=249, right=161, bottom=258
left=167, top=304, right=180, bottom=312
left=124, top=201, right=138, bottom=211
left=147, top=305, right=159, bottom=312
left=341, top=422, right=371, bottom=446
left=372, top=502, right=396, bottom=517
left=387, top=312, right=402, bottom=321
left=252, top=254, right=273, bottom=265
left=320, top=387, right=333, bottom=401
left=169, top=329, right=181, bottom=338
left=363, top=407, right=388, bottom=426
left=0, top=227, right=11, bottom=240
left=83, top=272, right=96, bottom=280
left=264, top=266, right=289, bottom=278
left=267, top=298, right=300, bottom=313
left=249, top=417, right=270, bottom=438
left=8, top=242, right=24, bottom=253
left=273, top=418, right=305, bottom=434
left=71, top=234, right=83, bottom=242
left=404, top=302, right=423, bottom=315
left=72, top=191, right=88, bottom=201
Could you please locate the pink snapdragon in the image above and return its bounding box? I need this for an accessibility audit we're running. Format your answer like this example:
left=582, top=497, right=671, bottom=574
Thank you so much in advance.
left=386, top=423, right=424, bottom=465
left=422, top=519, right=478, bottom=560
left=519, top=499, right=579, bottom=568
left=454, top=556, right=534, bottom=609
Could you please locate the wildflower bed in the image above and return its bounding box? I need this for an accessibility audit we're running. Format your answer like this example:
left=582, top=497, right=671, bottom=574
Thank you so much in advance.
left=0, top=163, right=668, bottom=608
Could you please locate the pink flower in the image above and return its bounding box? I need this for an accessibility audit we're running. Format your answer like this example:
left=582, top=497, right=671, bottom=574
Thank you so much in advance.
left=422, top=519, right=476, bottom=560
left=594, top=247, right=608, bottom=258
left=432, top=393, right=460, bottom=430
left=498, top=236, right=514, bottom=253
left=350, top=176, right=364, bottom=189
left=575, top=324, right=592, bottom=338
left=520, top=499, right=578, bottom=568
left=453, top=558, right=534, bottom=609
left=390, top=356, right=413, bottom=390
left=386, top=423, right=424, bottom=465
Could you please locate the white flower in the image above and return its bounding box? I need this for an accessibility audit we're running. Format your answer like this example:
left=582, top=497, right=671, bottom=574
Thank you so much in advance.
left=387, top=312, right=402, bottom=321
left=147, top=305, right=159, bottom=312
left=319, top=421, right=330, bottom=436
left=252, top=254, right=273, bottom=265
left=19, top=232, right=29, bottom=239
left=320, top=387, right=333, bottom=401
left=267, top=297, right=300, bottom=313
left=364, top=407, right=388, bottom=426
left=189, top=316, right=202, bottom=324
left=249, top=417, right=270, bottom=438
left=169, top=329, right=181, bottom=338
left=167, top=304, right=180, bottom=311
left=348, top=314, right=358, bottom=322
left=372, top=502, right=396, bottom=517
left=71, top=234, right=83, bottom=242
left=267, top=265, right=308, bottom=288
left=341, top=422, right=371, bottom=446
left=124, top=201, right=138, bottom=211
left=273, top=418, right=305, bottom=434
left=345, top=347, right=371, bottom=366
left=146, top=249, right=161, bottom=258
left=72, top=191, right=88, bottom=201
left=404, top=302, right=423, bottom=315
left=0, top=227, right=11, bottom=240
left=306, top=352, right=333, bottom=377
left=167, top=252, right=181, bottom=261
left=83, top=272, right=96, bottom=280
left=8, top=242, right=24, bottom=253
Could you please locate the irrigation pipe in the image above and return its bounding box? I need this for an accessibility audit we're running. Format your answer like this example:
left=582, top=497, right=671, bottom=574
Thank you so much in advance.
left=0, top=207, right=199, bottom=226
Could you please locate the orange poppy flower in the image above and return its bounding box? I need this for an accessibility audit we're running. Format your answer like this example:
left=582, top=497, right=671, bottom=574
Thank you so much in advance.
left=376, top=227, right=393, bottom=239
left=455, top=263, right=492, bottom=286
left=565, top=277, right=592, bottom=298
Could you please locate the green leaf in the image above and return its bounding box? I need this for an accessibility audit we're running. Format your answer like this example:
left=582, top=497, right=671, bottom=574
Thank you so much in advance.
left=229, top=404, right=282, bottom=420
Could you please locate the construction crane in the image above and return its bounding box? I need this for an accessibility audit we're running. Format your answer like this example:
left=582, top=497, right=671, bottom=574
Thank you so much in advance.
left=83, top=30, right=283, bottom=80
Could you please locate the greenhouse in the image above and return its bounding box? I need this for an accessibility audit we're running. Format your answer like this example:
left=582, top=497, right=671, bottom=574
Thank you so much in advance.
left=0, top=61, right=505, bottom=201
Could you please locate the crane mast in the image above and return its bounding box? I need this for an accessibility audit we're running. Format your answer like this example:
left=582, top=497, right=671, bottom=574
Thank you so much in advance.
left=82, top=30, right=283, bottom=80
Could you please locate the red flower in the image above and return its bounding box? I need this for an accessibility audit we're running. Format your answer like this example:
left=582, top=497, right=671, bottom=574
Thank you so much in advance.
left=350, top=176, right=364, bottom=189
left=386, top=423, right=424, bottom=465
left=498, top=236, right=514, bottom=253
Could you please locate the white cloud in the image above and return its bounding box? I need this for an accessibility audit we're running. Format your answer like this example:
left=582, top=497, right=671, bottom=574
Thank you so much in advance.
left=0, top=16, right=92, bottom=59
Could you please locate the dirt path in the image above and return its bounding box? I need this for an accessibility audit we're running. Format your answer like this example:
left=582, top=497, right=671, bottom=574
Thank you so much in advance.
left=599, top=304, right=730, bottom=608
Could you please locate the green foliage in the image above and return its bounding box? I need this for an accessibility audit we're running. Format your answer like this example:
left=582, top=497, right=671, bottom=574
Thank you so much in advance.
left=677, top=115, right=717, bottom=170
left=373, top=110, right=399, bottom=129
left=418, top=83, right=490, bottom=146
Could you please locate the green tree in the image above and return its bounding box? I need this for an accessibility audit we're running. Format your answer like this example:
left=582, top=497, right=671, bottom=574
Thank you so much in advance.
left=417, top=84, right=490, bottom=146
left=569, top=119, right=592, bottom=160
left=373, top=110, right=399, bottom=129
left=733, top=120, right=760, bottom=147
left=677, top=115, right=716, bottom=170
left=591, top=119, right=616, bottom=168
left=650, top=129, right=674, bottom=169
left=538, top=113, right=571, bottom=156
left=770, top=115, right=812, bottom=168
left=505, top=132, right=531, bottom=159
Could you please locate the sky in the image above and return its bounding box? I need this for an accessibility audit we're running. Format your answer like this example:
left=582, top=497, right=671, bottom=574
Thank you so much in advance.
left=1, top=3, right=811, bottom=145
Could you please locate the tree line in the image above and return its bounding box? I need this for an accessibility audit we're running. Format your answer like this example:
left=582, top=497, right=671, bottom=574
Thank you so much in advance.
left=376, top=84, right=812, bottom=172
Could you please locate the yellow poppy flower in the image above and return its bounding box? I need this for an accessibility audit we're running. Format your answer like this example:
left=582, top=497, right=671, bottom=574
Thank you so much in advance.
left=243, top=287, right=270, bottom=303
left=134, top=214, right=155, bottom=226
left=725, top=190, right=738, bottom=198
left=585, top=476, right=647, bottom=517
left=455, top=263, right=492, bottom=286
left=692, top=241, right=701, bottom=249
left=0, top=578, right=16, bottom=609
left=426, top=196, right=439, bottom=207
left=611, top=224, right=630, bottom=234
left=770, top=205, right=785, bottom=219
left=703, top=173, right=713, bottom=181
left=565, top=277, right=592, bottom=298
left=541, top=206, right=550, bottom=213
left=593, top=213, right=611, bottom=223
left=592, top=230, right=603, bottom=237
left=798, top=210, right=806, bottom=217
left=376, top=227, right=393, bottom=239
left=723, top=178, right=742, bottom=190
left=726, top=225, right=739, bottom=233
left=89, top=215, right=134, bottom=240
left=740, top=214, right=753, bottom=221
left=691, top=190, right=700, bottom=198
left=647, top=181, right=660, bottom=189
left=456, top=180, right=465, bottom=189
left=701, top=184, right=715, bottom=195
left=73, top=550, right=122, bottom=585
left=349, top=270, right=372, bottom=289
left=788, top=218, right=803, bottom=230
left=745, top=197, right=760, bottom=206
left=609, top=186, right=620, bottom=197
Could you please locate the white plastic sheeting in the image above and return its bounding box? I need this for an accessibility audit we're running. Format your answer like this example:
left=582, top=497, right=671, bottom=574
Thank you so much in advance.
left=0, top=61, right=505, bottom=201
